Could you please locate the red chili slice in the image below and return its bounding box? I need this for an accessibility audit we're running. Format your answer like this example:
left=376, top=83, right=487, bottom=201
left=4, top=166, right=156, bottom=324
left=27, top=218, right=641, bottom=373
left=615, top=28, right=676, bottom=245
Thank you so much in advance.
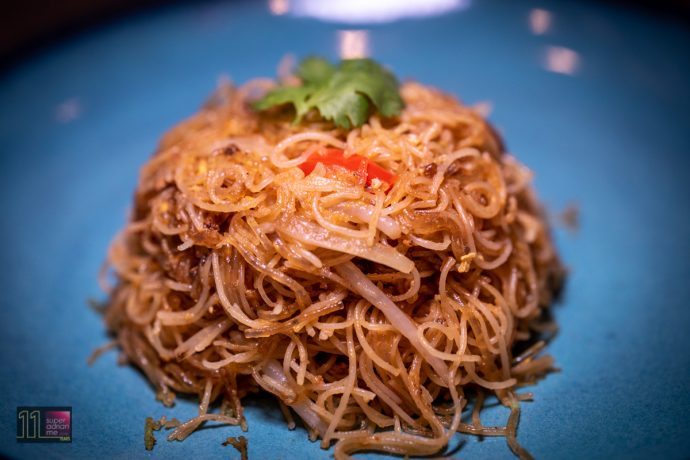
left=298, top=148, right=396, bottom=191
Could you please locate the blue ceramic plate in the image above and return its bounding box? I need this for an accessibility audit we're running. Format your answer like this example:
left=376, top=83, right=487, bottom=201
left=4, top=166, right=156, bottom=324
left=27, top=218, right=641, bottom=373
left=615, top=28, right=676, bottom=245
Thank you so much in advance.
left=1, top=1, right=689, bottom=458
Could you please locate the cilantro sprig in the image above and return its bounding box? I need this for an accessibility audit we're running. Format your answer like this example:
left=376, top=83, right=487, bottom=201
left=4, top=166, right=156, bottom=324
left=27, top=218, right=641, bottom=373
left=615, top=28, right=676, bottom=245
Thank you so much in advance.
left=253, top=57, right=404, bottom=129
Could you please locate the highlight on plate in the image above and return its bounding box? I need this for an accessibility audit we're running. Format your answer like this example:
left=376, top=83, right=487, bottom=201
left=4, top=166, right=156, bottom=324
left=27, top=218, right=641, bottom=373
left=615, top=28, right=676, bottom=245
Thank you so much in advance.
left=97, top=56, right=565, bottom=459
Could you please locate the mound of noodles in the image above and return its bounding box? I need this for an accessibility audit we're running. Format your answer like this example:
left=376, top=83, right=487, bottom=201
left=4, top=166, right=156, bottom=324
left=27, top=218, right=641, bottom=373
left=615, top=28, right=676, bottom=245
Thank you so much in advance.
left=101, top=78, right=564, bottom=459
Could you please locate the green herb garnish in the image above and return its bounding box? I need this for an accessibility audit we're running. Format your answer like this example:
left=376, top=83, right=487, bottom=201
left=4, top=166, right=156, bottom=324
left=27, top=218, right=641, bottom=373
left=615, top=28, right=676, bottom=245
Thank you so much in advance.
left=253, top=57, right=404, bottom=129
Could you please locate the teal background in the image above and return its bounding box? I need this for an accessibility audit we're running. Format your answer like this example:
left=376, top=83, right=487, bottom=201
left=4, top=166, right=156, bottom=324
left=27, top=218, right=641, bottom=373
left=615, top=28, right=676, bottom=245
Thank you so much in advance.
left=0, top=1, right=689, bottom=458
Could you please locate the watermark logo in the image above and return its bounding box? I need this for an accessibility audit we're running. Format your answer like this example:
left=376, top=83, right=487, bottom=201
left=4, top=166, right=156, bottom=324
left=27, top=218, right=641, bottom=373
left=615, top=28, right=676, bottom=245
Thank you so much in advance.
left=16, top=407, right=72, bottom=443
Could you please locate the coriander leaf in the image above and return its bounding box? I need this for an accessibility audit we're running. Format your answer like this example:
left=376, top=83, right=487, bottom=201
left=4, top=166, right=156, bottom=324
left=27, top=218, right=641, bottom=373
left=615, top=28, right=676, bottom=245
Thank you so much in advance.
left=339, top=59, right=404, bottom=117
left=252, top=57, right=404, bottom=129
left=307, top=59, right=402, bottom=128
left=252, top=85, right=314, bottom=120
left=297, top=57, right=335, bottom=86
left=315, top=90, right=369, bottom=130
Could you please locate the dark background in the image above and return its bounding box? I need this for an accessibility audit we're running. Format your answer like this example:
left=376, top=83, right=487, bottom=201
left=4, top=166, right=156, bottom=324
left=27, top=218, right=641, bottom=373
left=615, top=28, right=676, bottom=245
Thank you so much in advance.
left=1, top=0, right=689, bottom=71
